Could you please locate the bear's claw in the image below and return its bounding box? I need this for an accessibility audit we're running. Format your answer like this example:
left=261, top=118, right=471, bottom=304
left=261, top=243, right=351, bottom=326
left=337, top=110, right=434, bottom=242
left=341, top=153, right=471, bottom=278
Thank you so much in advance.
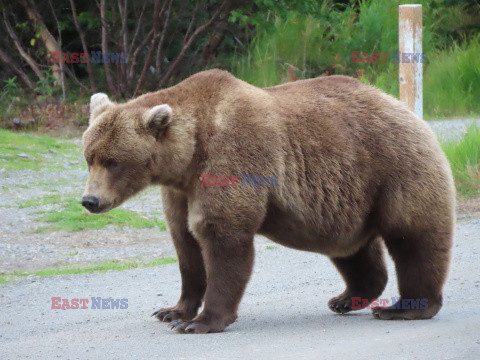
left=167, top=315, right=232, bottom=334
left=152, top=307, right=193, bottom=322
left=169, top=320, right=222, bottom=334
left=328, top=294, right=353, bottom=314
left=151, top=309, right=173, bottom=322
left=329, top=301, right=351, bottom=314
left=168, top=320, right=192, bottom=333
left=168, top=320, right=180, bottom=328
left=371, top=307, right=420, bottom=320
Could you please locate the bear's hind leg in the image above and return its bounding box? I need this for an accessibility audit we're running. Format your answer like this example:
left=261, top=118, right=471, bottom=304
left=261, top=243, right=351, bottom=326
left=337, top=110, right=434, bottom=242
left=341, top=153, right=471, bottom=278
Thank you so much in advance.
left=373, top=227, right=452, bottom=320
left=329, top=236, right=388, bottom=314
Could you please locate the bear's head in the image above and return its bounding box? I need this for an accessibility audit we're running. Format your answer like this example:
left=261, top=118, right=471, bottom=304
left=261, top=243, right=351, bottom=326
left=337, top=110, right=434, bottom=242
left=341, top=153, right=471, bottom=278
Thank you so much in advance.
left=81, top=93, right=195, bottom=213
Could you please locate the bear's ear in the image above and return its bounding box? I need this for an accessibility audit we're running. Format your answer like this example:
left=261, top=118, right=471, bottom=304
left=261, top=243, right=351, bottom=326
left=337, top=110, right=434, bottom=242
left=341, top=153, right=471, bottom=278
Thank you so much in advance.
left=143, top=104, right=172, bottom=140
left=90, top=93, right=112, bottom=118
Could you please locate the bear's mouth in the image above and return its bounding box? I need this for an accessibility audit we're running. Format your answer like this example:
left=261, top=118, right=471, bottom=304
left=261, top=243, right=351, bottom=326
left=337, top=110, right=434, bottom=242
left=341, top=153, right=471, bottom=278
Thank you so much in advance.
left=87, top=206, right=107, bottom=214
left=95, top=201, right=117, bottom=214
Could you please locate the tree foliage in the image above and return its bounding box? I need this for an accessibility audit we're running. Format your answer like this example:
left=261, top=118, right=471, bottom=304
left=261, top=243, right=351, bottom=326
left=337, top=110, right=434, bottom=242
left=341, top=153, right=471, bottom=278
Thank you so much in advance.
left=0, top=0, right=249, bottom=97
left=0, top=0, right=478, bottom=101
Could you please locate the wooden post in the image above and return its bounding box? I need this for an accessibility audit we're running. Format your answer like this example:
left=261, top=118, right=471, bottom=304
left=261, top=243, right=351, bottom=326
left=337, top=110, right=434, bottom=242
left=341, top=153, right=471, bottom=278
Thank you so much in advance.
left=399, top=4, right=423, bottom=119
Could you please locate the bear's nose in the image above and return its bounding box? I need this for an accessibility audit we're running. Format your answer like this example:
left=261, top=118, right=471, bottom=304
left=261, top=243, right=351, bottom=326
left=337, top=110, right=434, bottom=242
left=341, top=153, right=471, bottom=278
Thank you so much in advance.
left=82, top=196, right=100, bottom=212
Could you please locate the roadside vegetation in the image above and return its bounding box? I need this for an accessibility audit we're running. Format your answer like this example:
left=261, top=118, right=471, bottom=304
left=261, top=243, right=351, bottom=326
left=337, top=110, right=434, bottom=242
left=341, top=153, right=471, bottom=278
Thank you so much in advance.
left=0, top=128, right=79, bottom=171
left=1, top=0, right=480, bottom=130
left=35, top=198, right=167, bottom=232
left=227, top=1, right=480, bottom=119
left=0, top=257, right=177, bottom=285
left=424, top=37, right=480, bottom=118
left=441, top=124, right=480, bottom=197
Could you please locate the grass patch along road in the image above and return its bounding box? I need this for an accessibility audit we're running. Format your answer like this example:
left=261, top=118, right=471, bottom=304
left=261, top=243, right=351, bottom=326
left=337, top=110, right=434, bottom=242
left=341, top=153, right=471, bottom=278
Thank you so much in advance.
left=0, top=257, right=177, bottom=285
left=29, top=196, right=167, bottom=232
left=0, top=128, right=81, bottom=171
left=441, top=123, right=480, bottom=197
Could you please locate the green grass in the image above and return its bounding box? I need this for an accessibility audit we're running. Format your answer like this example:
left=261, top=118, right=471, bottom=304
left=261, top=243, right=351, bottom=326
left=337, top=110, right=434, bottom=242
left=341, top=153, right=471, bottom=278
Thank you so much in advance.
left=0, top=128, right=81, bottom=171
left=441, top=123, right=480, bottom=197
left=35, top=198, right=167, bottom=232
left=425, top=36, right=480, bottom=119
left=19, top=194, right=63, bottom=208
left=231, top=11, right=338, bottom=87
left=0, top=257, right=177, bottom=284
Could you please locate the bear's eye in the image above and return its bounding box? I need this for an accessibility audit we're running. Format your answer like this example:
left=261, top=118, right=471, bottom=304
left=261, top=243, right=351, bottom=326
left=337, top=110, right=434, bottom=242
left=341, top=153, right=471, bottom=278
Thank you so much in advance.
left=104, top=159, right=118, bottom=169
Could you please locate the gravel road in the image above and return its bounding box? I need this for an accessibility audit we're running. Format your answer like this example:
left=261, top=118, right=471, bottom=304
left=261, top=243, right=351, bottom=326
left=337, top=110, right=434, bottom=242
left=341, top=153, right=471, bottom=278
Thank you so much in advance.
left=1, top=119, right=480, bottom=359
left=428, top=118, right=480, bottom=141
left=1, top=220, right=479, bottom=359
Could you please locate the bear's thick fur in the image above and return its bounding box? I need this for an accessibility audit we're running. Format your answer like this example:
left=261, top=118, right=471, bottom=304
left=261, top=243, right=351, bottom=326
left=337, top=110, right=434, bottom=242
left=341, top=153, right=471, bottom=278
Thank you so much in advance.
left=82, top=69, right=455, bottom=333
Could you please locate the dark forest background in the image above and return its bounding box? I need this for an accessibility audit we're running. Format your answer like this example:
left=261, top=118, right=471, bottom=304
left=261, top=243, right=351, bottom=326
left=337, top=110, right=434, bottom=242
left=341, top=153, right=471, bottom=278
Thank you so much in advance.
left=0, top=0, right=479, bottom=130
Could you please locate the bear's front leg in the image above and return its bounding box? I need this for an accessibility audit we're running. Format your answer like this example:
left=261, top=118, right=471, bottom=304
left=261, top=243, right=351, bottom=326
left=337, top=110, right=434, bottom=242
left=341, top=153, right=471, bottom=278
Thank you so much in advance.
left=153, top=189, right=207, bottom=323
left=152, top=227, right=206, bottom=322
left=170, top=212, right=256, bottom=334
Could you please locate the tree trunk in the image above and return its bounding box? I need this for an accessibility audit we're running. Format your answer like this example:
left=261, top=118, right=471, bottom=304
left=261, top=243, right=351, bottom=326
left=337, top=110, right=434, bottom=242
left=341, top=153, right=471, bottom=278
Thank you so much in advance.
left=134, top=0, right=170, bottom=96
left=0, top=47, right=36, bottom=90
left=159, top=0, right=235, bottom=88
left=100, top=0, right=117, bottom=95
left=3, top=12, right=45, bottom=81
left=116, top=0, right=129, bottom=95
left=69, top=0, right=96, bottom=92
left=155, top=0, right=174, bottom=78
left=18, top=0, right=62, bottom=85
left=201, top=18, right=229, bottom=64
left=201, top=0, right=240, bottom=64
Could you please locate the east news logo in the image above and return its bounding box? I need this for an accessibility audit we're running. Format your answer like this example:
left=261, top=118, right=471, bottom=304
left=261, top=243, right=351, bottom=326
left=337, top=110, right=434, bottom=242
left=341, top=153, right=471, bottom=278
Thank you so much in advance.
left=351, top=51, right=428, bottom=63
left=51, top=297, right=128, bottom=309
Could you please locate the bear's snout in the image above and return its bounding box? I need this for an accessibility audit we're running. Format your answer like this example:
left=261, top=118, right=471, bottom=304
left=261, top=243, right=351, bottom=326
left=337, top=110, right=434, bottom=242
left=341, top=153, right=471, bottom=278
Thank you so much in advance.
left=82, top=196, right=100, bottom=213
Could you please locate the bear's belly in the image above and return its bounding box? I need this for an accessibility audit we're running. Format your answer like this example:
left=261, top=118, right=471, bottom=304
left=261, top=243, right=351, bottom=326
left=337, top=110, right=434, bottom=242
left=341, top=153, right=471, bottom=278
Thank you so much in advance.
left=258, top=204, right=372, bottom=258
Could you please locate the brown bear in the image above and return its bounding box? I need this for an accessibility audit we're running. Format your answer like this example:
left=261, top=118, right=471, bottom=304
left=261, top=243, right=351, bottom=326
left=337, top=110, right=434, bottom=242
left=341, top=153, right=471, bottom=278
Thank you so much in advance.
left=82, top=69, right=455, bottom=334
